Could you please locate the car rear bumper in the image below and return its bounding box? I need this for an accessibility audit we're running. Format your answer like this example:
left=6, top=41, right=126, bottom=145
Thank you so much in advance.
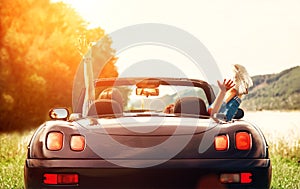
left=25, top=158, right=271, bottom=189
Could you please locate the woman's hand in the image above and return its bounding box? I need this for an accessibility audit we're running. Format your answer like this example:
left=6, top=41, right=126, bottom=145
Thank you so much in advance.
left=218, top=79, right=235, bottom=92
left=209, top=79, right=236, bottom=116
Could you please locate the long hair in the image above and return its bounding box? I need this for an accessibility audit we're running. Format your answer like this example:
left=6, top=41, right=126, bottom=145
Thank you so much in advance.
left=233, top=64, right=253, bottom=95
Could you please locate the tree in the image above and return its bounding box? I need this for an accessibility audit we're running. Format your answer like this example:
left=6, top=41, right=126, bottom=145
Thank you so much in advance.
left=0, top=0, right=118, bottom=132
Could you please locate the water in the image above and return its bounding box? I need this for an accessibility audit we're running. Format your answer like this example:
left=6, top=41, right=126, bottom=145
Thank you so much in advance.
left=243, top=111, right=300, bottom=144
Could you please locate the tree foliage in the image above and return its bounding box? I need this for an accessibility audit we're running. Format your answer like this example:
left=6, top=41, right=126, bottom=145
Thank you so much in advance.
left=0, top=0, right=118, bottom=132
left=241, top=66, right=300, bottom=111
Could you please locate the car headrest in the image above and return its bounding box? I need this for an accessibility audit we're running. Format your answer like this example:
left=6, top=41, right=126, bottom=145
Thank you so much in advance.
left=87, top=99, right=123, bottom=117
left=174, top=97, right=209, bottom=116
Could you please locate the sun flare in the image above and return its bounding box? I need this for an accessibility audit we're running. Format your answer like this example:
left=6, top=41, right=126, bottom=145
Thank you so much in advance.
left=52, top=0, right=107, bottom=28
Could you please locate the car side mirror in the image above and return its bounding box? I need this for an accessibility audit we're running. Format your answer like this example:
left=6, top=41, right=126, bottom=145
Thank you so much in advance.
left=49, top=108, right=69, bottom=120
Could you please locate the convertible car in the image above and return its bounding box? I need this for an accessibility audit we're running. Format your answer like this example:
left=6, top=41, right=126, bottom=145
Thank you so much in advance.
left=24, top=77, right=271, bottom=189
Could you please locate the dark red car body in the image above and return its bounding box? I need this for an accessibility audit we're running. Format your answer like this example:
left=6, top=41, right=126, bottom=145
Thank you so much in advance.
left=24, top=78, right=271, bottom=189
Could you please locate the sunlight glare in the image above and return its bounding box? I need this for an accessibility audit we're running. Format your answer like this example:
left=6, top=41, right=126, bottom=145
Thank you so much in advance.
left=51, top=0, right=106, bottom=28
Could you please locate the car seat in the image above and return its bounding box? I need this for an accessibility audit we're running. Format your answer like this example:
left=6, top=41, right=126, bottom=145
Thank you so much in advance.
left=173, top=97, right=209, bottom=117
left=87, top=99, right=123, bottom=117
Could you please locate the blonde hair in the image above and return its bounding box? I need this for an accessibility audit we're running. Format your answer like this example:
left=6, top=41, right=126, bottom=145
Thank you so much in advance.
left=233, top=64, right=253, bottom=95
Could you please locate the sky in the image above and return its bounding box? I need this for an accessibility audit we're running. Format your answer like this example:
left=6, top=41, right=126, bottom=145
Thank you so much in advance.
left=56, top=0, right=300, bottom=78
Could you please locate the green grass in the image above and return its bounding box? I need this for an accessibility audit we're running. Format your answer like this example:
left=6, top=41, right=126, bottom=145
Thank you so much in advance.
left=271, top=157, right=300, bottom=189
left=0, top=131, right=299, bottom=189
left=0, top=131, right=32, bottom=189
left=268, top=136, right=300, bottom=189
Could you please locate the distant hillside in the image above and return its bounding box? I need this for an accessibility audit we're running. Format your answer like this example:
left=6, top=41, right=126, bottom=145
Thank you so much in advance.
left=241, top=66, right=300, bottom=111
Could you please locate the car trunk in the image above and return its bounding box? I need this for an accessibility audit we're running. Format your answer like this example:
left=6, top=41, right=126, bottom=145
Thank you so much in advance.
left=74, top=116, right=221, bottom=161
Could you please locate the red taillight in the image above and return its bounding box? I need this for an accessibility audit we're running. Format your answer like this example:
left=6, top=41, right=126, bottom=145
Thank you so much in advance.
left=46, top=132, right=63, bottom=151
left=220, top=172, right=252, bottom=184
left=214, top=135, right=229, bottom=151
left=70, top=135, right=85, bottom=151
left=43, top=173, right=57, bottom=184
left=235, top=132, right=251, bottom=150
left=241, top=172, right=252, bottom=183
left=43, top=173, right=79, bottom=185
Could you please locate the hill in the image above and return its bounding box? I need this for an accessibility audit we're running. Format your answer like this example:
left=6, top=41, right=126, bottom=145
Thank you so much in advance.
left=241, top=66, right=300, bottom=111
